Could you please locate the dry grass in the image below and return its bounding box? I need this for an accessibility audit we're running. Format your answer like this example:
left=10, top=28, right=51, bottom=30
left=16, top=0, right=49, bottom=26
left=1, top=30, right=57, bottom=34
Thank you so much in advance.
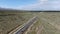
left=26, top=12, right=60, bottom=34
left=39, top=12, right=60, bottom=34
left=0, top=11, right=35, bottom=34
left=1, top=12, right=60, bottom=34
left=26, top=16, right=41, bottom=34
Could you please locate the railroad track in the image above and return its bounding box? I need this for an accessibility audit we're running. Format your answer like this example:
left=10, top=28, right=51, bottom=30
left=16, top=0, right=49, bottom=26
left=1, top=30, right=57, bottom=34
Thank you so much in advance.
left=9, top=16, right=38, bottom=34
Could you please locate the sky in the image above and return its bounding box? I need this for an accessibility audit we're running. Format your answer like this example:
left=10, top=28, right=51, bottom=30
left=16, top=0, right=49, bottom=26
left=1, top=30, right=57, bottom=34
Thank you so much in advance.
left=0, top=0, right=60, bottom=10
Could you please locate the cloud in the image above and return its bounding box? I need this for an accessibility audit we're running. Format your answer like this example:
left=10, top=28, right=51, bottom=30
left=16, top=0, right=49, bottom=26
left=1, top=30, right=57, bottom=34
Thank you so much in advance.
left=1, top=0, right=60, bottom=10
left=0, top=4, right=17, bottom=9
left=0, top=0, right=48, bottom=10
left=16, top=0, right=48, bottom=10
left=17, top=0, right=60, bottom=10
left=17, top=3, right=40, bottom=10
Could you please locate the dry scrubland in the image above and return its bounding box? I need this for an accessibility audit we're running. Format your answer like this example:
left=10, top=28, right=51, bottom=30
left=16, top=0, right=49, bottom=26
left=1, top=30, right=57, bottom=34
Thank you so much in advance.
left=0, top=11, right=37, bottom=34
left=26, top=12, right=60, bottom=34
left=26, top=18, right=41, bottom=34
left=39, top=12, right=60, bottom=34
left=0, top=11, right=60, bottom=34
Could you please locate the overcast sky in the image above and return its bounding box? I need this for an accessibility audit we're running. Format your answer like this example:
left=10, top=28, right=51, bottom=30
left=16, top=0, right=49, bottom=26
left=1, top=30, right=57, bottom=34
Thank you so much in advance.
left=0, top=0, right=60, bottom=10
